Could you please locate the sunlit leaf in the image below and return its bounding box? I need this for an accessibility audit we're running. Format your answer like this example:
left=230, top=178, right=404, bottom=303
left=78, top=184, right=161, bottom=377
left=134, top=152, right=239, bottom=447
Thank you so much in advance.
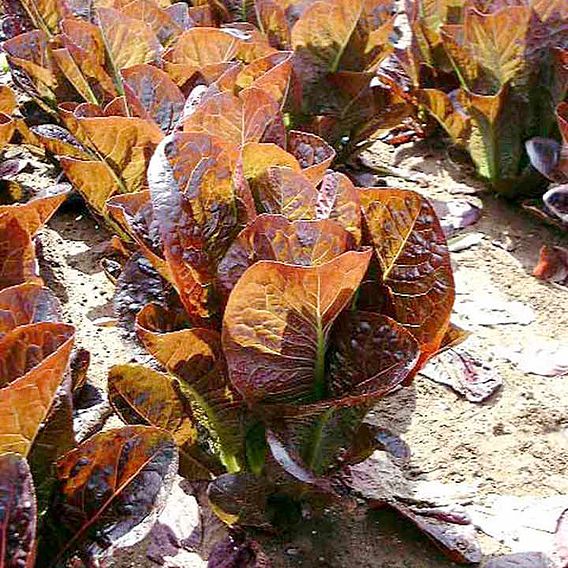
left=0, top=86, right=17, bottom=116
left=417, top=89, right=469, bottom=143
left=54, top=19, right=118, bottom=104
left=0, top=322, right=74, bottom=456
left=45, top=426, right=177, bottom=563
left=0, top=283, right=62, bottom=336
left=255, top=0, right=291, bottom=50
left=217, top=214, right=354, bottom=297
left=109, top=363, right=197, bottom=445
left=97, top=7, right=162, bottom=71
left=162, top=27, right=241, bottom=86
left=287, top=130, right=335, bottom=184
left=50, top=113, right=163, bottom=216
left=0, top=218, right=38, bottom=291
left=3, top=30, right=72, bottom=106
left=136, top=313, right=244, bottom=472
left=121, top=64, right=185, bottom=133
left=0, top=453, right=37, bottom=568
left=147, top=133, right=240, bottom=318
left=254, top=166, right=318, bottom=220
left=122, top=0, right=183, bottom=46
left=291, top=0, right=364, bottom=75
left=0, top=190, right=69, bottom=290
left=0, top=114, right=16, bottom=152
left=359, top=188, right=454, bottom=357
left=222, top=249, right=372, bottom=404
left=317, top=171, right=362, bottom=244
left=183, top=86, right=279, bottom=146
left=235, top=51, right=293, bottom=106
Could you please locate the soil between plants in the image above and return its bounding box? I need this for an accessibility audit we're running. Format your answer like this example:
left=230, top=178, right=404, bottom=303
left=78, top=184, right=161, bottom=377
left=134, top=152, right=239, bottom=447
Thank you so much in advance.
left=18, top=135, right=568, bottom=566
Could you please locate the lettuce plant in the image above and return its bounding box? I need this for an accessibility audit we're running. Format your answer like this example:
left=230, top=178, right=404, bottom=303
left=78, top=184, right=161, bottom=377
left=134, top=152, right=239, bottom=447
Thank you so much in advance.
left=105, top=128, right=459, bottom=546
left=391, top=0, right=568, bottom=195
left=255, top=0, right=412, bottom=156
left=0, top=282, right=178, bottom=567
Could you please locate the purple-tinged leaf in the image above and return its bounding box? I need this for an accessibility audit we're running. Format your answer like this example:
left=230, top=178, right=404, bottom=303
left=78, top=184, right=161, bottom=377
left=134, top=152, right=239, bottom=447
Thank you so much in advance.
left=419, top=345, right=502, bottom=402
left=0, top=453, right=37, bottom=568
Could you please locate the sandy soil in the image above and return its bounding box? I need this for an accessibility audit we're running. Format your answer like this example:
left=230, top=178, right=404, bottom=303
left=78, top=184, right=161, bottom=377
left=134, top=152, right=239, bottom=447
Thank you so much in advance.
left=11, top=133, right=567, bottom=566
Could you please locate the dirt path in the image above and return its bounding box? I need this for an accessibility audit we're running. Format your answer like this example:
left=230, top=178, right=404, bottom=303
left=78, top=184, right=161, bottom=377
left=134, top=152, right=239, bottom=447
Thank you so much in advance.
left=20, top=136, right=567, bottom=566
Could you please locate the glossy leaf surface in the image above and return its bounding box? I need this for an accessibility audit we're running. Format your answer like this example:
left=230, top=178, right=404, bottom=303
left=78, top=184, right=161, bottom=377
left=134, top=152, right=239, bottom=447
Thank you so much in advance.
left=108, top=363, right=197, bottom=445
left=222, top=250, right=372, bottom=404
left=217, top=214, right=354, bottom=297
left=136, top=315, right=244, bottom=472
left=359, top=188, right=454, bottom=356
left=47, top=426, right=177, bottom=563
left=0, top=283, right=62, bottom=336
left=0, top=322, right=74, bottom=456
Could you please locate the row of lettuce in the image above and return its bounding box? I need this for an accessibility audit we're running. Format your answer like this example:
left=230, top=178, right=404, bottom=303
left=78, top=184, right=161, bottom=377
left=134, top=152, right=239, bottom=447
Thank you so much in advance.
left=0, top=0, right=566, bottom=566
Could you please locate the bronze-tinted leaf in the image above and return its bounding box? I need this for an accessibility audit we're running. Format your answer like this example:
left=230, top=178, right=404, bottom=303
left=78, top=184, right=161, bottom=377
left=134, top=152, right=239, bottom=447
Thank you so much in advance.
left=27, top=371, right=75, bottom=512
left=46, top=426, right=177, bottom=563
left=291, top=0, right=364, bottom=75
left=0, top=188, right=69, bottom=237
left=147, top=133, right=240, bottom=319
left=108, top=363, right=197, bottom=445
left=97, top=7, right=162, bottom=71
left=329, top=311, right=420, bottom=397
left=0, top=114, right=15, bottom=152
left=317, top=172, right=362, bottom=244
left=287, top=130, right=335, bottom=184
left=359, top=188, right=454, bottom=357
left=241, top=142, right=301, bottom=183
left=417, top=89, right=469, bottom=143
left=163, top=27, right=241, bottom=86
left=182, top=87, right=279, bottom=146
left=0, top=322, right=75, bottom=456
left=56, top=19, right=117, bottom=104
left=0, top=86, right=17, bottom=115
left=235, top=51, right=293, bottom=106
left=57, top=115, right=163, bottom=216
left=136, top=316, right=244, bottom=472
left=0, top=283, right=62, bottom=336
left=105, top=191, right=171, bottom=280
left=3, top=30, right=73, bottom=106
left=0, top=453, right=37, bottom=568
left=123, top=0, right=183, bottom=46
left=255, top=0, right=291, bottom=49
left=217, top=214, right=354, bottom=297
left=222, top=250, right=372, bottom=404
left=0, top=218, right=38, bottom=291
left=255, top=166, right=318, bottom=220
left=121, top=64, right=185, bottom=133
left=0, top=190, right=69, bottom=290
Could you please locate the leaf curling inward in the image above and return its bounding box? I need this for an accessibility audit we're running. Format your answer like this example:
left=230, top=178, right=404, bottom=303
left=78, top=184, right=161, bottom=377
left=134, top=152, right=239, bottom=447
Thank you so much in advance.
left=108, top=363, right=198, bottom=445
left=0, top=322, right=75, bottom=456
left=359, top=188, right=454, bottom=359
left=217, top=214, right=354, bottom=298
left=0, top=283, right=62, bottom=337
left=222, top=249, right=373, bottom=405
left=135, top=315, right=244, bottom=473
